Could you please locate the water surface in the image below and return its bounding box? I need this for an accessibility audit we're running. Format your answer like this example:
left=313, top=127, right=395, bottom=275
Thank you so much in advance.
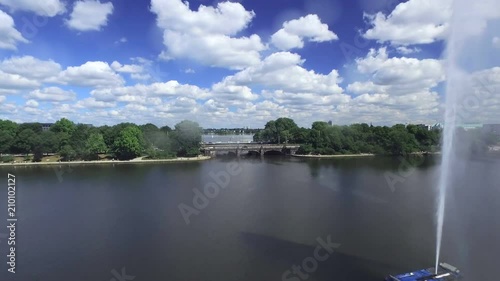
left=0, top=156, right=498, bottom=281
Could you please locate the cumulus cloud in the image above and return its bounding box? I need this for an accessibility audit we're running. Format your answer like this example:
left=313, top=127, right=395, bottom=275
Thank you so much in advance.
left=0, top=70, right=39, bottom=89
left=66, top=0, right=114, bottom=31
left=90, top=81, right=211, bottom=102
left=25, top=99, right=39, bottom=107
left=0, top=56, right=62, bottom=81
left=271, top=14, right=338, bottom=50
left=344, top=48, right=444, bottom=123
left=76, top=97, right=116, bottom=108
left=151, top=0, right=266, bottom=69
left=396, top=46, right=421, bottom=55
left=27, top=87, right=77, bottom=102
left=58, top=61, right=124, bottom=88
left=0, top=0, right=65, bottom=17
left=0, top=10, right=28, bottom=50
left=363, top=0, right=451, bottom=45
left=224, top=52, right=344, bottom=95
left=110, top=61, right=143, bottom=73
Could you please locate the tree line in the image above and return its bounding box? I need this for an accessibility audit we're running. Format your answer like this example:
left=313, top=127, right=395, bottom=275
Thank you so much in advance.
left=253, top=118, right=443, bottom=155
left=0, top=118, right=203, bottom=162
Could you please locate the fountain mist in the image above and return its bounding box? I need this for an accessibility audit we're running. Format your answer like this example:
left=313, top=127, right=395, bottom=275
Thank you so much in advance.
left=436, top=0, right=500, bottom=273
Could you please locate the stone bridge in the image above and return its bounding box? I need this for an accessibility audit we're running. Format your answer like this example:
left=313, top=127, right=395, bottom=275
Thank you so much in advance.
left=201, top=143, right=300, bottom=157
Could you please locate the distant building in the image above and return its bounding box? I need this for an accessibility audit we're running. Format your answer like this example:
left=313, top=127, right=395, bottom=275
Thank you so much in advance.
left=328, top=120, right=332, bottom=126
left=40, top=123, right=54, bottom=131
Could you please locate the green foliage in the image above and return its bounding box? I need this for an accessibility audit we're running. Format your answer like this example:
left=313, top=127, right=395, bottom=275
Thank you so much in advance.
left=12, top=129, right=38, bottom=154
left=1, top=155, right=14, bottom=163
left=112, top=126, right=145, bottom=160
left=85, top=133, right=107, bottom=160
left=0, top=120, right=18, bottom=153
left=282, top=119, right=444, bottom=156
left=254, top=118, right=299, bottom=143
left=171, top=120, right=202, bottom=157
left=60, top=145, right=77, bottom=161
left=50, top=118, right=76, bottom=134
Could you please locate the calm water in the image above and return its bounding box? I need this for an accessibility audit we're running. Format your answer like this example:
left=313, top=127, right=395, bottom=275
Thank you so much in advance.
left=0, top=156, right=498, bottom=281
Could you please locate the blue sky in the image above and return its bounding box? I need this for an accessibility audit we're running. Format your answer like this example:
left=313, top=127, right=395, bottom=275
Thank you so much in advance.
left=0, top=0, right=498, bottom=128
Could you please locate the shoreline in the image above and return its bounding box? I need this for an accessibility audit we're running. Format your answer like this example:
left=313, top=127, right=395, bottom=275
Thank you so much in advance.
left=0, top=156, right=212, bottom=167
left=292, top=152, right=441, bottom=158
left=292, top=154, right=376, bottom=158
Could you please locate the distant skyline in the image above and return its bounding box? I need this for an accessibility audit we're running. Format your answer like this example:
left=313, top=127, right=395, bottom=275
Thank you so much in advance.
left=0, top=0, right=499, bottom=128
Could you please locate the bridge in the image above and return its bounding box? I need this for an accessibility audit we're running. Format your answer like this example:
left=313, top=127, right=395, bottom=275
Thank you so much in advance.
left=201, top=143, right=300, bottom=157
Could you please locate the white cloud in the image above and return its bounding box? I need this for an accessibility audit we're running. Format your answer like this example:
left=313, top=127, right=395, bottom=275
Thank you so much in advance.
left=224, top=52, right=344, bottom=95
left=110, top=61, right=143, bottom=73
left=184, top=68, right=195, bottom=74
left=493, top=37, right=500, bottom=48
left=151, top=0, right=266, bottom=69
left=344, top=47, right=444, bottom=124
left=396, top=46, right=421, bottom=55
left=363, top=0, right=451, bottom=45
left=362, top=0, right=500, bottom=46
left=271, top=14, right=338, bottom=50
left=354, top=48, right=444, bottom=92
left=58, top=61, right=124, bottom=88
left=211, top=82, right=258, bottom=105
left=0, top=70, right=39, bottom=89
left=0, top=0, right=65, bottom=17
left=66, top=0, right=114, bottom=31
left=0, top=56, right=61, bottom=80
left=90, top=81, right=211, bottom=102
left=459, top=66, right=500, bottom=123
left=0, top=95, right=5, bottom=103
left=25, top=99, right=39, bottom=107
left=0, top=10, right=28, bottom=50
left=76, top=97, right=116, bottom=108
left=27, top=87, right=76, bottom=102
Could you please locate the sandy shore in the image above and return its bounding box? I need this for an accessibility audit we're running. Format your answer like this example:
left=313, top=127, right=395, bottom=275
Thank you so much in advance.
left=292, top=154, right=376, bottom=158
left=0, top=156, right=212, bottom=166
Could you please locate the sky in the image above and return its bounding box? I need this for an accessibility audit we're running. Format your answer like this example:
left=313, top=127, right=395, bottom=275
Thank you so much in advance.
left=0, top=0, right=499, bottom=128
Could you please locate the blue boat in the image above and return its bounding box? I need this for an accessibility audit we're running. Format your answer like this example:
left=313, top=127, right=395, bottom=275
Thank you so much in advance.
left=385, top=263, right=461, bottom=281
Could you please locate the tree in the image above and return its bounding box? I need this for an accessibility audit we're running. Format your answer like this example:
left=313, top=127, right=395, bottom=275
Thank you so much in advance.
left=388, top=125, right=419, bottom=155
left=60, top=145, right=77, bottom=161
left=50, top=118, right=76, bottom=134
left=171, top=120, right=202, bottom=157
left=112, top=126, right=145, bottom=160
left=70, top=124, right=92, bottom=158
left=0, top=120, right=18, bottom=154
left=12, top=129, right=37, bottom=155
left=41, top=131, right=59, bottom=154
left=85, top=133, right=107, bottom=160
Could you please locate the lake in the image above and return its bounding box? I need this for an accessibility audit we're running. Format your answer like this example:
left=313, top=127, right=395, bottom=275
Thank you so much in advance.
left=0, top=155, right=498, bottom=281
